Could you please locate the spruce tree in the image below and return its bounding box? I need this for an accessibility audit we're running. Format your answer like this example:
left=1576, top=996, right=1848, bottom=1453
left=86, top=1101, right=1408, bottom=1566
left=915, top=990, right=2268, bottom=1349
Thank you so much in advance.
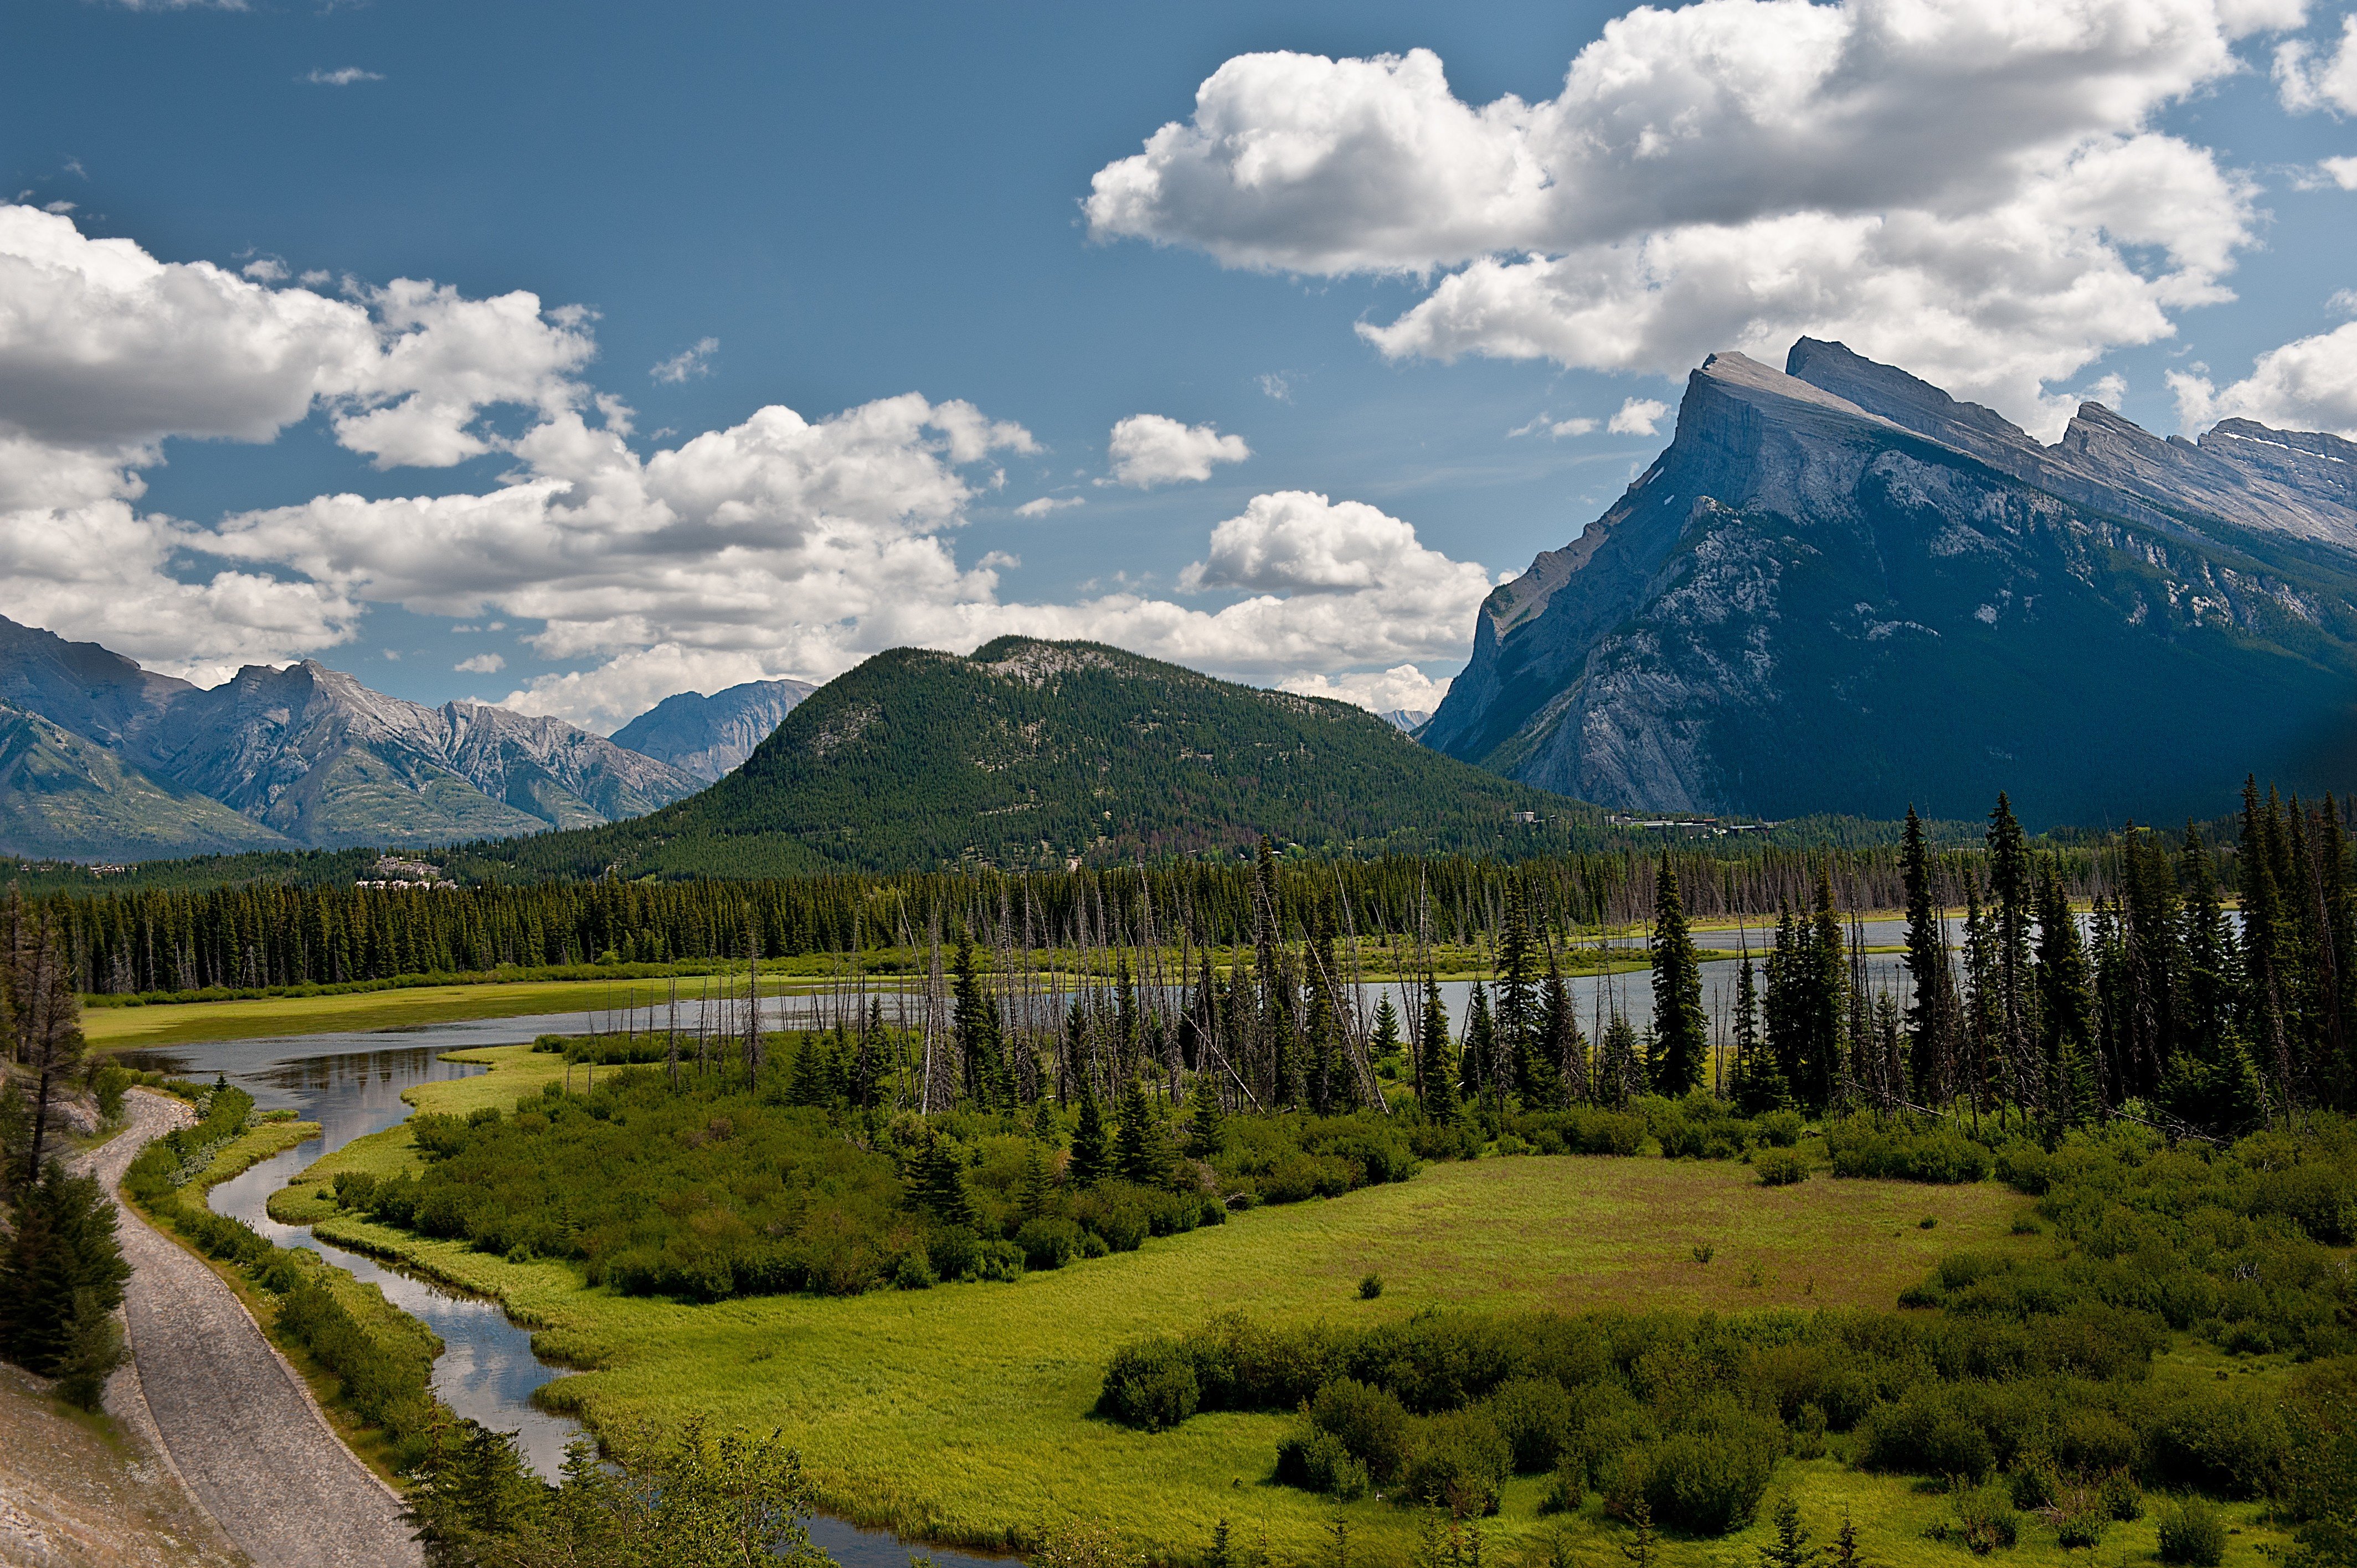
left=1184, top=1091, right=1227, bottom=1159
left=1417, top=986, right=1459, bottom=1123
left=911, top=1133, right=978, bottom=1229
left=1497, top=884, right=1541, bottom=1103
left=2034, top=856, right=2097, bottom=1122
left=1370, top=996, right=1403, bottom=1065
left=1068, top=1092, right=1112, bottom=1187
left=1804, top=865, right=1848, bottom=1112
left=0, top=1161, right=131, bottom=1378
left=1648, top=857, right=1707, bottom=1096
left=1760, top=1494, right=1812, bottom=1568
left=1900, top=805, right=1957, bottom=1106
left=1765, top=904, right=1802, bottom=1102
left=1114, top=1081, right=1170, bottom=1187
left=1018, top=1138, right=1055, bottom=1218
left=1596, top=1015, right=1641, bottom=1106
left=1540, top=957, right=1583, bottom=1106
left=1728, top=950, right=1783, bottom=1113
left=1988, top=793, right=2037, bottom=1112
left=1460, top=984, right=1497, bottom=1115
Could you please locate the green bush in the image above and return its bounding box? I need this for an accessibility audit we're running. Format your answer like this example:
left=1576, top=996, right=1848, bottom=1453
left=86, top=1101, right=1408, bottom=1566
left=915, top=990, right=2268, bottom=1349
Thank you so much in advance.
left=1823, top=1114, right=1993, bottom=1183
left=1401, top=1409, right=1509, bottom=1516
left=1754, top=1148, right=1810, bottom=1187
left=1275, top=1427, right=1369, bottom=1500
left=1015, top=1217, right=1080, bottom=1270
left=1610, top=1397, right=1780, bottom=1534
left=1308, top=1377, right=1414, bottom=1483
left=1940, top=1481, right=2020, bottom=1555
left=926, top=1227, right=981, bottom=1282
left=2156, top=1498, right=2225, bottom=1567
left=1359, top=1272, right=1383, bottom=1300
left=2098, top=1471, right=2143, bottom=1521
left=1097, top=1338, right=1200, bottom=1431
left=1487, top=1376, right=1576, bottom=1473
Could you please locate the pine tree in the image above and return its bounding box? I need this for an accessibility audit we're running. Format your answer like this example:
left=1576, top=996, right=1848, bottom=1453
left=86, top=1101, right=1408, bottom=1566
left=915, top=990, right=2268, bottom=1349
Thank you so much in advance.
left=1460, top=984, right=1497, bottom=1115
left=1417, top=986, right=1459, bottom=1123
left=1765, top=903, right=1802, bottom=1102
left=1760, top=1494, right=1812, bottom=1568
left=1541, top=957, right=1584, bottom=1106
left=911, top=1133, right=979, bottom=1228
left=1596, top=1015, right=1641, bottom=1106
left=2034, top=857, right=2097, bottom=1125
left=5, top=895, right=86, bottom=1184
left=1988, top=792, right=2039, bottom=1115
left=1618, top=1495, right=1660, bottom=1568
left=1370, top=996, right=1403, bottom=1065
left=1068, top=1091, right=1111, bottom=1186
left=1900, top=805, right=1957, bottom=1106
left=952, top=938, right=1005, bottom=1109
left=1804, top=865, right=1847, bottom=1112
left=0, top=1161, right=130, bottom=1378
left=1649, top=857, right=1707, bottom=1097
left=1018, top=1138, right=1055, bottom=1218
left=1183, top=1091, right=1227, bottom=1158
left=1114, top=1081, right=1170, bottom=1187
left=1497, top=884, right=1541, bottom=1105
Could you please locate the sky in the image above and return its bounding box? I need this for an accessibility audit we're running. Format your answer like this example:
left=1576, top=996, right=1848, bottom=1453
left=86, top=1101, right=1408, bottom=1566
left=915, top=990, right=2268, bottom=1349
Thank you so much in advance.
left=4, top=0, right=2356, bottom=733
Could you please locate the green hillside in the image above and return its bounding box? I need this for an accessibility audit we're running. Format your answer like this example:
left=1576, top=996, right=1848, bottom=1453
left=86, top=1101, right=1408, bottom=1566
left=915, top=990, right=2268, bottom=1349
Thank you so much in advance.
left=455, top=639, right=1598, bottom=878
left=0, top=702, right=296, bottom=862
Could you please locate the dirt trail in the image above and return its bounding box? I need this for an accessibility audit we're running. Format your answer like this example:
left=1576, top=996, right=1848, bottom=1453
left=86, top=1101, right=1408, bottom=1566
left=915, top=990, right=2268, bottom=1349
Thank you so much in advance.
left=91, top=1090, right=421, bottom=1568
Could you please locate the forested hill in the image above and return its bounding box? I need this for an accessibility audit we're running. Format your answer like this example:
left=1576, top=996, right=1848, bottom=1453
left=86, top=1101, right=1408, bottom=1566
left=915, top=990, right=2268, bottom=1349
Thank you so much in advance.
left=452, top=639, right=1598, bottom=878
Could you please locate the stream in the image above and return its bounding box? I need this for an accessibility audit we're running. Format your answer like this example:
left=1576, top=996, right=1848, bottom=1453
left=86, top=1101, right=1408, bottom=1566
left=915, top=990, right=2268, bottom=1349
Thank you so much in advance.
left=116, top=1011, right=1013, bottom=1568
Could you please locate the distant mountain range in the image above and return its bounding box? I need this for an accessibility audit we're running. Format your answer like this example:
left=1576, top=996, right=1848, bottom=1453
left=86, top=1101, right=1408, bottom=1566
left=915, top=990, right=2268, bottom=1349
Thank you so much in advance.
left=0, top=617, right=703, bottom=858
left=1421, top=340, right=2357, bottom=828
left=452, top=638, right=1587, bottom=879
left=610, top=678, right=816, bottom=782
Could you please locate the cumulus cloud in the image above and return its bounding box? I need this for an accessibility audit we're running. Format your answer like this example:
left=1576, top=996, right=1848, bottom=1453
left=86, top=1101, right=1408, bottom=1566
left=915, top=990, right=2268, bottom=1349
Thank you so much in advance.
left=304, top=68, right=384, bottom=86
left=1106, top=412, right=1250, bottom=486
left=0, top=204, right=1489, bottom=723
left=2170, top=321, right=2357, bottom=436
left=1607, top=397, right=1670, bottom=436
left=1015, top=495, right=1084, bottom=516
left=1280, top=663, right=1453, bottom=718
left=454, top=652, right=506, bottom=673
left=2321, top=156, right=2357, bottom=188
left=651, top=337, right=718, bottom=384
left=2277, top=14, right=2357, bottom=111
left=0, top=204, right=598, bottom=675
left=1086, top=0, right=2298, bottom=437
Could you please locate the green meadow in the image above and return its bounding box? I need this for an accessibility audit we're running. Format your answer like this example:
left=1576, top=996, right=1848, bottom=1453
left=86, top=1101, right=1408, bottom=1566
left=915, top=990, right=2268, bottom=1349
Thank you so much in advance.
left=251, top=1044, right=2296, bottom=1568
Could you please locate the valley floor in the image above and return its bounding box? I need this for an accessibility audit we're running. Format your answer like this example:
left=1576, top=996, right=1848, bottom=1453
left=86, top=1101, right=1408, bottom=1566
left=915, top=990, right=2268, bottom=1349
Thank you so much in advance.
left=262, top=1044, right=2297, bottom=1568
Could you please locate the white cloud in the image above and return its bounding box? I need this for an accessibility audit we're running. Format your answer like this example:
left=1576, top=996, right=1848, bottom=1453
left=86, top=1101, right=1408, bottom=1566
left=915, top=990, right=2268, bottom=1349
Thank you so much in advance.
left=651, top=337, right=718, bottom=384
left=1509, top=412, right=1599, bottom=438
left=2277, top=15, right=2357, bottom=111
left=0, top=204, right=599, bottom=675
left=0, top=204, right=1490, bottom=724
left=2170, top=320, right=2357, bottom=436
left=1015, top=495, right=1084, bottom=517
left=2321, top=156, right=2357, bottom=188
left=1106, top=413, right=1250, bottom=486
left=1086, top=1, right=2296, bottom=437
left=304, top=68, right=384, bottom=86
left=454, top=651, right=506, bottom=674
left=1279, top=663, right=1452, bottom=717
left=240, top=257, right=289, bottom=283
left=1257, top=372, right=1294, bottom=401
left=1607, top=397, right=1670, bottom=436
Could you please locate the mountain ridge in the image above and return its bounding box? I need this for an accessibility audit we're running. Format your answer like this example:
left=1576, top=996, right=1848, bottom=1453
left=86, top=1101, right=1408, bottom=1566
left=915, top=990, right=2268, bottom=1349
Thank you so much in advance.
left=0, top=618, right=703, bottom=857
left=609, top=678, right=817, bottom=782
left=1422, top=342, right=2357, bottom=828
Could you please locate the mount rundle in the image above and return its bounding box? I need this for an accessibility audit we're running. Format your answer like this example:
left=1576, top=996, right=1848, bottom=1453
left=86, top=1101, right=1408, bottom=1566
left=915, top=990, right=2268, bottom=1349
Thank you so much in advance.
left=1423, top=340, right=2357, bottom=828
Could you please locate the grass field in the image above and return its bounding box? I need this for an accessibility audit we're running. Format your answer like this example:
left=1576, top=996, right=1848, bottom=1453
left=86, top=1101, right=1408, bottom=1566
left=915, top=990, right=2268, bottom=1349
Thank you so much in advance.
left=246, top=1044, right=2287, bottom=1568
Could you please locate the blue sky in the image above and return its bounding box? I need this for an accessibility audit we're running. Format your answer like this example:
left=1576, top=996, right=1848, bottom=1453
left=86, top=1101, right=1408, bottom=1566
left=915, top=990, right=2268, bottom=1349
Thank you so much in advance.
left=5, top=0, right=2356, bottom=730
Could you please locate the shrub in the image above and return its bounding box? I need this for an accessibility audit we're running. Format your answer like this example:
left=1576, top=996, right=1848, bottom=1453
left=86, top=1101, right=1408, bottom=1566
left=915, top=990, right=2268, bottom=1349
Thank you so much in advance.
left=1401, top=1409, right=1509, bottom=1516
left=1359, top=1272, right=1383, bottom=1300
left=2156, top=1498, right=2225, bottom=1567
left=1275, top=1427, right=1369, bottom=1500
left=1487, top=1377, right=1576, bottom=1473
left=1754, top=1148, right=1810, bottom=1187
left=2098, top=1471, right=2143, bottom=1522
left=1610, top=1398, right=1780, bottom=1535
left=2054, top=1496, right=2107, bottom=1549
left=1015, top=1217, right=1080, bottom=1270
left=972, top=1240, right=1025, bottom=1283
left=1939, top=1481, right=2020, bottom=1555
left=1308, top=1378, right=1413, bottom=1483
left=1754, top=1110, right=1804, bottom=1147
left=1823, top=1114, right=1993, bottom=1183
left=1857, top=1386, right=1994, bottom=1481
left=1097, top=1338, right=1200, bottom=1431
left=892, top=1251, right=935, bottom=1290
left=925, top=1226, right=981, bottom=1282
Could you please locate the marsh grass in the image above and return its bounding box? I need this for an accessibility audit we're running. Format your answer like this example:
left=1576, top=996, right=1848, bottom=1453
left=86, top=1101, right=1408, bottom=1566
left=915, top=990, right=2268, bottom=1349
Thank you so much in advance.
left=255, top=1045, right=2264, bottom=1566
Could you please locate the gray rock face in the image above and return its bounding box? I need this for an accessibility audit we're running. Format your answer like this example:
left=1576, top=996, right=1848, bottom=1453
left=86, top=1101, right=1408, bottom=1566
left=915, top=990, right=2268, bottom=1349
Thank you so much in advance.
left=1422, top=343, right=2357, bottom=828
left=610, top=677, right=816, bottom=782
left=0, top=617, right=702, bottom=854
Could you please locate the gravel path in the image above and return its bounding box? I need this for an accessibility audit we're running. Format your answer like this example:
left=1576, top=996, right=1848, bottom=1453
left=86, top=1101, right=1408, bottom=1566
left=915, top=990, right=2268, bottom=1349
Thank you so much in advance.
left=91, top=1091, right=421, bottom=1568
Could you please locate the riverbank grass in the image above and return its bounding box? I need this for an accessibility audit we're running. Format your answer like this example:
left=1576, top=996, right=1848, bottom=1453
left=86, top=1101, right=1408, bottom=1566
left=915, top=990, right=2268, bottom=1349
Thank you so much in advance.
left=253, top=1045, right=2248, bottom=1568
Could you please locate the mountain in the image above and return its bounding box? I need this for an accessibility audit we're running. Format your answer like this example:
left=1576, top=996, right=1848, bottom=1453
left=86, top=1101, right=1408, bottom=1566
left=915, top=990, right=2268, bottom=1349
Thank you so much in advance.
left=1380, top=709, right=1432, bottom=733
left=454, top=638, right=1592, bottom=878
left=609, top=677, right=817, bottom=782
left=0, top=701, right=296, bottom=860
left=0, top=617, right=702, bottom=857
left=1421, top=342, right=2357, bottom=828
